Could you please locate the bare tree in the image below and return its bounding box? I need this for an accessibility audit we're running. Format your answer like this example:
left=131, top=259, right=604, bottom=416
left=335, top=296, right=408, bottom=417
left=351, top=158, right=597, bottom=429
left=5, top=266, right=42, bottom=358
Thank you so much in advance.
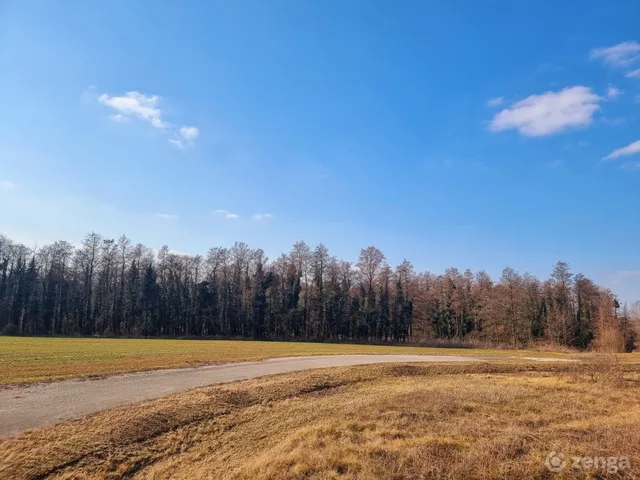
left=357, top=246, right=385, bottom=294
left=0, top=231, right=632, bottom=351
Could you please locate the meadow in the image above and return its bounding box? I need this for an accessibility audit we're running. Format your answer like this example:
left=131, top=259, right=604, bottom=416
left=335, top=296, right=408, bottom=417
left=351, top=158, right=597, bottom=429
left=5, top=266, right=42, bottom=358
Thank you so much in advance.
left=2, top=360, right=640, bottom=479
left=0, top=336, right=579, bottom=385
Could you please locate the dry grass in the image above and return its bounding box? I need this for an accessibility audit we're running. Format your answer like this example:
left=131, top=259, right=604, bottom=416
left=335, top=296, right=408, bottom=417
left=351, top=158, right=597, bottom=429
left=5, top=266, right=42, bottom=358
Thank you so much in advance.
left=2, top=361, right=640, bottom=479
left=0, top=337, right=586, bottom=386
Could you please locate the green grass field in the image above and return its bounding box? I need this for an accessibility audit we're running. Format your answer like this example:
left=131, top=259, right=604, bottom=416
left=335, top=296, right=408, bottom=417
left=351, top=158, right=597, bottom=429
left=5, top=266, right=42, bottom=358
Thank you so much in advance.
left=0, top=336, right=600, bottom=385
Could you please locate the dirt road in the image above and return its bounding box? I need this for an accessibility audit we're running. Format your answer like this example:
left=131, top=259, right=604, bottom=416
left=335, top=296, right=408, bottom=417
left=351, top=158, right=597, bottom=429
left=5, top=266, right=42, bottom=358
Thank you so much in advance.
left=0, top=354, right=480, bottom=438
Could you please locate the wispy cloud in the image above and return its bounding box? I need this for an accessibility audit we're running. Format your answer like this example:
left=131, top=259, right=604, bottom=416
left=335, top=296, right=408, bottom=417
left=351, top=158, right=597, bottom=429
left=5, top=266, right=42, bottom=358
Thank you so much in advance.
left=603, top=140, right=640, bottom=160
left=215, top=209, right=240, bottom=219
left=564, top=140, right=590, bottom=150
left=600, top=116, right=626, bottom=127
left=615, top=270, right=640, bottom=278
left=155, top=213, right=178, bottom=219
left=545, top=160, right=564, bottom=168
left=109, top=113, right=131, bottom=123
left=489, top=86, right=601, bottom=136
left=97, top=90, right=198, bottom=147
left=0, top=180, right=16, bottom=190
left=607, top=86, right=622, bottom=99
left=169, top=126, right=200, bottom=148
left=620, top=161, right=640, bottom=171
left=486, top=96, right=504, bottom=107
left=626, top=69, right=640, bottom=79
left=591, top=41, right=640, bottom=67
left=253, top=213, right=273, bottom=221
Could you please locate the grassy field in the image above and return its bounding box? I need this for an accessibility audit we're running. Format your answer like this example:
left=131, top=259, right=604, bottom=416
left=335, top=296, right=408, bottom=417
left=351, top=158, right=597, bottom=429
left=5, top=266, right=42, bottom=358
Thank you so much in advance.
left=1, top=361, right=639, bottom=479
left=0, top=336, right=582, bottom=385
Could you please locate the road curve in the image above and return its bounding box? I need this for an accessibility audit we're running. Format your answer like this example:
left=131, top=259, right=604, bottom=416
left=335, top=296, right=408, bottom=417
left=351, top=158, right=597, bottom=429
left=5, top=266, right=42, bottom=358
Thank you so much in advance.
left=0, top=354, right=479, bottom=438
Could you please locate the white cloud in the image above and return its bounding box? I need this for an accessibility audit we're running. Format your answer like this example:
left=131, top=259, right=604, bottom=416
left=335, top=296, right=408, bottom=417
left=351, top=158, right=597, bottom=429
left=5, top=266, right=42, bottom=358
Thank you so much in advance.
left=97, top=90, right=199, bottom=147
left=626, top=69, right=640, bottom=79
left=591, top=41, right=640, bottom=67
left=607, top=86, right=621, bottom=99
left=489, top=86, right=602, bottom=136
left=215, top=209, right=240, bottom=219
left=0, top=180, right=16, bottom=190
left=253, top=213, right=273, bottom=221
left=603, top=140, right=640, bottom=160
left=155, top=213, right=178, bottom=219
left=98, top=91, right=169, bottom=129
left=486, top=96, right=504, bottom=107
left=180, top=126, right=199, bottom=141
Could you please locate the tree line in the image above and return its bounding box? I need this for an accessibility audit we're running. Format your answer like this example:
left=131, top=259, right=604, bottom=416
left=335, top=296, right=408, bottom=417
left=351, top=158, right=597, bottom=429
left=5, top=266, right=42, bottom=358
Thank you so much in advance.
left=0, top=232, right=635, bottom=350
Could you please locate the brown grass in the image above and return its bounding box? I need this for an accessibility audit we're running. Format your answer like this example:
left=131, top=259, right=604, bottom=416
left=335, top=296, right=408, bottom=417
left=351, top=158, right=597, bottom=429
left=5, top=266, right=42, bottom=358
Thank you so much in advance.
left=2, top=361, right=640, bottom=479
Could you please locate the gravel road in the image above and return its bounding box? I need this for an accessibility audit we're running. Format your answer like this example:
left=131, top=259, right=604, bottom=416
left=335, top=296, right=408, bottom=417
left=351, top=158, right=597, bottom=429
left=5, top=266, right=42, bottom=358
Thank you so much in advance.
left=0, top=354, right=480, bottom=438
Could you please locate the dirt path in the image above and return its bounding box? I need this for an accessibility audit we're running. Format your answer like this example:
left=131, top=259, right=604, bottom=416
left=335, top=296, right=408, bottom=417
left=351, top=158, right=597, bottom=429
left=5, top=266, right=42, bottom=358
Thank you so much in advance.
left=0, top=354, right=481, bottom=438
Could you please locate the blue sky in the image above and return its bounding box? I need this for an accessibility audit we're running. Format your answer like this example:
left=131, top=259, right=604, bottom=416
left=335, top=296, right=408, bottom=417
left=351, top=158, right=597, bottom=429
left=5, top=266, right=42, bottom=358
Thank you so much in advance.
left=0, top=0, right=639, bottom=303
